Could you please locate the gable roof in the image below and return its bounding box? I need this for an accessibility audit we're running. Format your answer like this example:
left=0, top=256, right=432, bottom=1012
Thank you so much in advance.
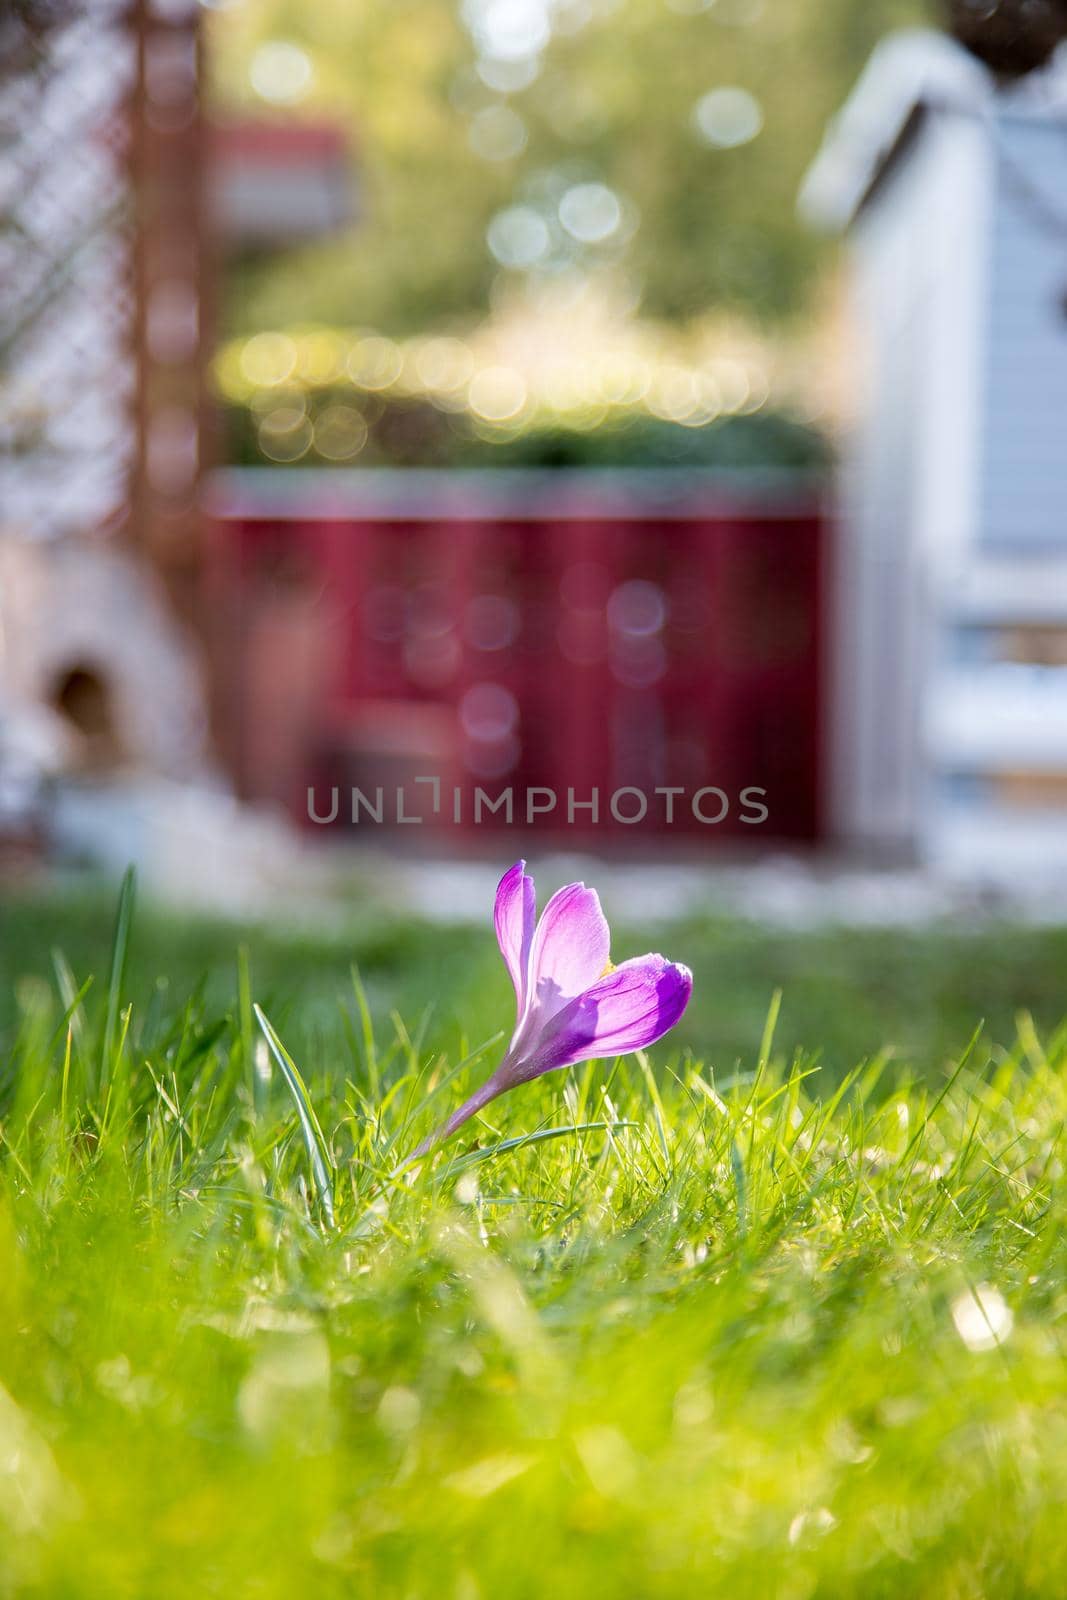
left=799, top=28, right=1067, bottom=231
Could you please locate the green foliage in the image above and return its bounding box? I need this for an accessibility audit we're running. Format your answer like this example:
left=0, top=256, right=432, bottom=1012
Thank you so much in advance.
left=1, top=887, right=1067, bottom=1595
left=453, top=408, right=829, bottom=468
left=222, top=391, right=828, bottom=468
left=6, top=884, right=1067, bottom=1078
left=209, top=0, right=928, bottom=339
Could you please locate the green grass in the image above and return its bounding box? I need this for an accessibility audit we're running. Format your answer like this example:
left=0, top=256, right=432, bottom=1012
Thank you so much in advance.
left=2, top=875, right=1067, bottom=1597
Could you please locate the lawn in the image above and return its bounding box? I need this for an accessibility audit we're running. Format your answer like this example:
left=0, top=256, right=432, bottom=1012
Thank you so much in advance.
left=1, top=871, right=1066, bottom=1597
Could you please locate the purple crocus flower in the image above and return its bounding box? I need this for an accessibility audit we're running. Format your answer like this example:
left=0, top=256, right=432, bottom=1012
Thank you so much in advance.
left=414, top=860, right=692, bottom=1155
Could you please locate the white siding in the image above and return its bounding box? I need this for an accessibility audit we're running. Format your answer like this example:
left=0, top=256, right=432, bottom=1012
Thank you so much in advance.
left=832, top=113, right=991, bottom=849
left=832, top=159, right=928, bottom=848
left=980, top=116, right=1067, bottom=549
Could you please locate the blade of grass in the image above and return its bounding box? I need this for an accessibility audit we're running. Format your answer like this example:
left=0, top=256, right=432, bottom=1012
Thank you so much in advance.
left=758, top=987, right=783, bottom=1068
left=51, top=948, right=91, bottom=1053
left=101, top=866, right=136, bottom=1096
left=429, top=1120, right=639, bottom=1178
left=60, top=1025, right=73, bottom=1130
left=635, top=1049, right=671, bottom=1168
left=237, top=945, right=254, bottom=1108
left=350, top=964, right=379, bottom=1101
left=730, top=1138, right=748, bottom=1241
left=253, top=1003, right=335, bottom=1228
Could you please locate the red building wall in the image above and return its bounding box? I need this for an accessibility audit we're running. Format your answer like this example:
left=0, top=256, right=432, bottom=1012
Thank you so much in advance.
left=208, top=473, right=824, bottom=845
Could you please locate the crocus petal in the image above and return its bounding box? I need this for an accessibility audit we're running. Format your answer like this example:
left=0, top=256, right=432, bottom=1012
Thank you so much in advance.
left=511, top=954, right=693, bottom=1084
left=520, top=882, right=611, bottom=1032
left=410, top=866, right=693, bottom=1160
left=494, top=860, right=536, bottom=1014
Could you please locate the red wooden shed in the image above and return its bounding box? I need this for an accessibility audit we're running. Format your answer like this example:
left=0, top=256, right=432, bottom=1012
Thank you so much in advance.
left=207, top=468, right=826, bottom=848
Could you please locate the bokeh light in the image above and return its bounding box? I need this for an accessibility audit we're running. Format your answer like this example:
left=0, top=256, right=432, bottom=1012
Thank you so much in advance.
left=711, top=357, right=750, bottom=412
left=215, top=319, right=790, bottom=448
left=475, top=54, right=541, bottom=91
left=468, top=104, right=528, bottom=161
left=459, top=681, right=519, bottom=741
left=460, top=680, right=522, bottom=779
left=414, top=337, right=476, bottom=394
left=487, top=206, right=552, bottom=269
left=240, top=332, right=297, bottom=388
left=312, top=405, right=368, bottom=461
left=468, top=366, right=529, bottom=422
left=464, top=0, right=551, bottom=63
left=647, top=365, right=701, bottom=422
left=608, top=579, right=669, bottom=638
left=465, top=594, right=521, bottom=651
left=296, top=332, right=347, bottom=386
left=558, top=183, right=624, bottom=244
left=257, top=406, right=313, bottom=462
left=693, top=86, right=764, bottom=149
left=347, top=336, right=403, bottom=391
left=248, top=41, right=314, bottom=105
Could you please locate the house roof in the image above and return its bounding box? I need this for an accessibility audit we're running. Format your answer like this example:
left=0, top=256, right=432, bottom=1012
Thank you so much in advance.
left=209, top=119, right=357, bottom=246
left=799, top=28, right=1067, bottom=231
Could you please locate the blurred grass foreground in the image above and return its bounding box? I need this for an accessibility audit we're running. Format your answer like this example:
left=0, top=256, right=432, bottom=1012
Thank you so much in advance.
left=2, top=880, right=1067, bottom=1596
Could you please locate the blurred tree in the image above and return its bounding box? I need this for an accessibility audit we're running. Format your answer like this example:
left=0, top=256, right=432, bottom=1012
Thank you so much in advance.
left=209, top=0, right=928, bottom=339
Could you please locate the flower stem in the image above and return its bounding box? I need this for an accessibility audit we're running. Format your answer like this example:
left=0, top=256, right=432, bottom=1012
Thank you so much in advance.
left=411, top=1068, right=507, bottom=1159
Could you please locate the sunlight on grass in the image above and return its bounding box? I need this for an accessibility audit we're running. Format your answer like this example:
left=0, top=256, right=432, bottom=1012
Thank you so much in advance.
left=1, top=886, right=1066, bottom=1596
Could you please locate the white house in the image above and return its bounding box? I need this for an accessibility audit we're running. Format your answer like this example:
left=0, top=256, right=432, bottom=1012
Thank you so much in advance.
left=801, top=29, right=1067, bottom=876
